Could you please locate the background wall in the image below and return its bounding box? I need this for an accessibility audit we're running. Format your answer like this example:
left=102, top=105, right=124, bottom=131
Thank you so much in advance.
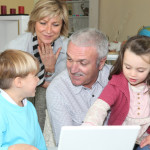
left=1, top=0, right=150, bottom=42
left=34, top=0, right=39, bottom=3
left=99, top=0, right=150, bottom=42
left=0, top=0, right=34, bottom=14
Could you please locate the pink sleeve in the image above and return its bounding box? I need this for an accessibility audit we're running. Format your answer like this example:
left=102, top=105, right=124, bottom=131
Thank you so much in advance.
left=99, top=84, right=118, bottom=107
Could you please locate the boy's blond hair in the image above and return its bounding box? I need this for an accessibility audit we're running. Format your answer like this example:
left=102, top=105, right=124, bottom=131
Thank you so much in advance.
left=0, top=49, right=39, bottom=89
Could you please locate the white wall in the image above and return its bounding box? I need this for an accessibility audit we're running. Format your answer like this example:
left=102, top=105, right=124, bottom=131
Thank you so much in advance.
left=0, top=0, right=34, bottom=14
left=99, top=0, right=150, bottom=41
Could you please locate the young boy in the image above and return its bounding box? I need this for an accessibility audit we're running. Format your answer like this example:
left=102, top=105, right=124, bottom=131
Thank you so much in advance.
left=0, top=50, right=47, bottom=150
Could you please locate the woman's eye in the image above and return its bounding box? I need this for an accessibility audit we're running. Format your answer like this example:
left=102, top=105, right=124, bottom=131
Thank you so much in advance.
left=40, top=22, right=46, bottom=25
left=53, top=24, right=59, bottom=26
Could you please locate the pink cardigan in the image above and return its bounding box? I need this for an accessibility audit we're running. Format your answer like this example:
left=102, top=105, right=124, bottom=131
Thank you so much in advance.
left=99, top=73, right=150, bottom=133
left=99, top=73, right=130, bottom=125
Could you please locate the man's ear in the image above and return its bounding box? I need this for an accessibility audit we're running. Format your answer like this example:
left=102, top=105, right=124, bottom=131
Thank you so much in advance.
left=98, top=56, right=107, bottom=70
left=13, top=77, right=23, bottom=88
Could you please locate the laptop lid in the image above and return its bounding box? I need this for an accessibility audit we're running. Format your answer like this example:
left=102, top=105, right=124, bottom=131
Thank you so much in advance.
left=58, top=126, right=140, bottom=150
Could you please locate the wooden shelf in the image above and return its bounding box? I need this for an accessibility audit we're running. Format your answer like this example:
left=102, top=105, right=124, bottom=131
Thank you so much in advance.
left=107, top=52, right=118, bottom=60
left=67, top=0, right=89, bottom=34
left=65, top=1, right=89, bottom=3
left=69, top=16, right=88, bottom=18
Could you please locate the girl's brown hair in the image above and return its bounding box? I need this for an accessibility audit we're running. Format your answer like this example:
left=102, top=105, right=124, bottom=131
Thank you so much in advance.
left=109, top=35, right=150, bottom=86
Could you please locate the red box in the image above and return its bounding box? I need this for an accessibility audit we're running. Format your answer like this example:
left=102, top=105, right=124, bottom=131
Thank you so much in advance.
left=10, top=8, right=16, bottom=14
left=18, top=6, right=24, bottom=14
left=1, top=5, right=7, bottom=15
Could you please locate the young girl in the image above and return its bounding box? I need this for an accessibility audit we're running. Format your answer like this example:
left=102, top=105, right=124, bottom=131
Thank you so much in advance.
left=0, top=50, right=47, bottom=150
left=83, top=35, right=150, bottom=150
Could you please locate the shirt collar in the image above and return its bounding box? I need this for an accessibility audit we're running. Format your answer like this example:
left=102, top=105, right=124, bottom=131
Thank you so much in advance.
left=129, top=83, right=150, bottom=94
left=0, top=89, right=27, bottom=106
left=71, top=72, right=104, bottom=95
left=66, top=64, right=110, bottom=95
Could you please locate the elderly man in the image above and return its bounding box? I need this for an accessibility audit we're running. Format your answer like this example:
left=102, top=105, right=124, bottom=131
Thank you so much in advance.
left=46, top=28, right=111, bottom=145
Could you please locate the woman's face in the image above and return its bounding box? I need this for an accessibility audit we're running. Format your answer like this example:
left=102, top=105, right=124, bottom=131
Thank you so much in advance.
left=35, top=16, right=63, bottom=44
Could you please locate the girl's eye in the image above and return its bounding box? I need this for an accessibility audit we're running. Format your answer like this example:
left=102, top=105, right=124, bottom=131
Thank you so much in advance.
left=126, top=66, right=130, bottom=69
left=138, top=70, right=144, bottom=73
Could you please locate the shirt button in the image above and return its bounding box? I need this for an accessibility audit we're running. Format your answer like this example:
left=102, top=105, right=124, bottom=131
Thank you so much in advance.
left=137, top=97, right=140, bottom=99
left=138, top=107, right=140, bottom=110
left=137, top=93, right=140, bottom=95
left=137, top=113, right=140, bottom=115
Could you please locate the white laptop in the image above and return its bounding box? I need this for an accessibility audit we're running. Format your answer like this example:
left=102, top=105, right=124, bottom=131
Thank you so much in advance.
left=55, top=125, right=140, bottom=150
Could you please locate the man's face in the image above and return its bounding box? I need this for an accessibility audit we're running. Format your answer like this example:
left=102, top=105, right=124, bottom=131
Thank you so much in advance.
left=67, top=41, right=105, bottom=88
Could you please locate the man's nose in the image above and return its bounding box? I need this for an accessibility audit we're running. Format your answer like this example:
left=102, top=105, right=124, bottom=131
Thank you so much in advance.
left=70, top=62, right=79, bottom=73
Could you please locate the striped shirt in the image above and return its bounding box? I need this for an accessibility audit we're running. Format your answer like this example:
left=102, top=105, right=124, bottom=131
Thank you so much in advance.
left=32, top=36, right=45, bottom=86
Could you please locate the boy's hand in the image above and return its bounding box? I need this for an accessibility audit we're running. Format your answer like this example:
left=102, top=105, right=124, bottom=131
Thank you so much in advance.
left=8, top=144, right=38, bottom=150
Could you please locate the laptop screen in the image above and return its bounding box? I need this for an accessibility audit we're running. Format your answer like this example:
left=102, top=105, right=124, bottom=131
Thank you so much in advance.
left=58, top=126, right=140, bottom=150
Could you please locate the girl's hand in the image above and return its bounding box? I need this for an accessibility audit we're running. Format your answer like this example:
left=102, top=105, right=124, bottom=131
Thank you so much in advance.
left=140, top=135, right=150, bottom=148
left=8, top=144, right=38, bottom=150
left=38, top=43, right=62, bottom=73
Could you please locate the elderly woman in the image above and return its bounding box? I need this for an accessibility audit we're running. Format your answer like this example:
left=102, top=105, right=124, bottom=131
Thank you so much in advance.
left=5, top=0, right=69, bottom=131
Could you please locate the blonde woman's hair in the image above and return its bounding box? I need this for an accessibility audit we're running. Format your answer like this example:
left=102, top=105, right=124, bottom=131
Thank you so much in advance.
left=0, top=49, right=39, bottom=89
left=27, top=0, right=68, bottom=36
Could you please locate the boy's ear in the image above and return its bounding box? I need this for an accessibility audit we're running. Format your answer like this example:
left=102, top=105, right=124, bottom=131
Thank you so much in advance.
left=14, top=77, right=23, bottom=88
left=98, top=56, right=107, bottom=70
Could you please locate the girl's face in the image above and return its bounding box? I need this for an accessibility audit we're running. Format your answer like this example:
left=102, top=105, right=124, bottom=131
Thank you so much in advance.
left=35, top=16, right=63, bottom=44
left=123, top=48, right=150, bottom=87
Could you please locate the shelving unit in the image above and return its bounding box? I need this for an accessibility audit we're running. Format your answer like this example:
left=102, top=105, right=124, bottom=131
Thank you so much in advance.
left=107, top=52, right=118, bottom=64
left=66, top=0, right=88, bottom=3
left=68, top=16, right=88, bottom=35
left=0, top=15, right=29, bottom=51
left=65, top=0, right=89, bottom=36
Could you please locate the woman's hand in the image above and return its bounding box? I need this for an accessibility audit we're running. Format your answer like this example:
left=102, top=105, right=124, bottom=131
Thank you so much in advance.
left=40, top=81, right=50, bottom=88
left=140, top=135, right=150, bottom=148
left=8, top=144, right=38, bottom=150
left=38, top=43, right=61, bottom=73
